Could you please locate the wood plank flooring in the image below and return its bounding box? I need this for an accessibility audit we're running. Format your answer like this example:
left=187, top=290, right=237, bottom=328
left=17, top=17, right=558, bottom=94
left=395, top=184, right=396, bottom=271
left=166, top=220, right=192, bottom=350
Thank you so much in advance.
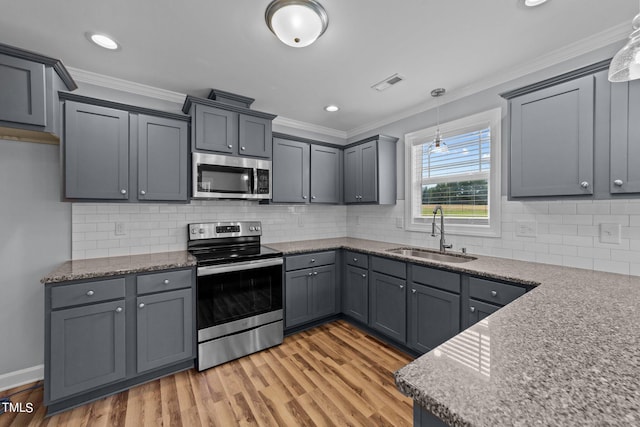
left=0, top=320, right=413, bottom=427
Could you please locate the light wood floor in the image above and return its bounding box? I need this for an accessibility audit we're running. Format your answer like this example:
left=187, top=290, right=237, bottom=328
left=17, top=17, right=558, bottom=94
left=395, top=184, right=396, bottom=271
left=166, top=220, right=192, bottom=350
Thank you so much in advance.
left=0, top=320, right=414, bottom=427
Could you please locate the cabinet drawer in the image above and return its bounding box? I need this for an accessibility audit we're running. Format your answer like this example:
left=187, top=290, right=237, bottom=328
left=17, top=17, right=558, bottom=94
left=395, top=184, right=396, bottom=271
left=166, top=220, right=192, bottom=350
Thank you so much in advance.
left=51, top=278, right=126, bottom=309
left=345, top=250, right=368, bottom=269
left=286, top=251, right=335, bottom=271
left=468, top=277, right=526, bottom=306
left=137, top=269, right=193, bottom=295
left=371, top=256, right=406, bottom=279
left=411, top=265, right=460, bottom=294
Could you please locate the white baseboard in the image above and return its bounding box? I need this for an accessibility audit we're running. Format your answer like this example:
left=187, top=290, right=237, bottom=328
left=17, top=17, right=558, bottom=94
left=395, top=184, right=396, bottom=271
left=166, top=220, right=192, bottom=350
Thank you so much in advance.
left=0, top=365, right=44, bottom=392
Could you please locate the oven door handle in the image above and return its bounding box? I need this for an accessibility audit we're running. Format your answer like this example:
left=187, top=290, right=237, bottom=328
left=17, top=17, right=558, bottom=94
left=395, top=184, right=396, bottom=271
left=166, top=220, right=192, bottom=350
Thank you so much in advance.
left=197, top=258, right=283, bottom=276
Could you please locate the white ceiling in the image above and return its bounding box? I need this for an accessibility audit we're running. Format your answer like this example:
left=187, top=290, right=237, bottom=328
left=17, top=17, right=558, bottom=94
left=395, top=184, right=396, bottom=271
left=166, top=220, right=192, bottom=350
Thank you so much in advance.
left=0, top=0, right=636, bottom=134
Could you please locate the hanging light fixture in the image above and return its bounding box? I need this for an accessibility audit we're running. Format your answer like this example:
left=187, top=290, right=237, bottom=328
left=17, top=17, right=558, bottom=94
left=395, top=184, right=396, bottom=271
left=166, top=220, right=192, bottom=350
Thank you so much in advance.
left=609, top=4, right=640, bottom=82
left=428, top=88, right=448, bottom=154
left=265, top=0, right=329, bottom=48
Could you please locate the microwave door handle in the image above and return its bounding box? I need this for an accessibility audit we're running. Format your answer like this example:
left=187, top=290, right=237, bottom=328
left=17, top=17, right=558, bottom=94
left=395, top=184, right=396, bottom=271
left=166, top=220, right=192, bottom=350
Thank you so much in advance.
left=253, top=168, right=259, bottom=195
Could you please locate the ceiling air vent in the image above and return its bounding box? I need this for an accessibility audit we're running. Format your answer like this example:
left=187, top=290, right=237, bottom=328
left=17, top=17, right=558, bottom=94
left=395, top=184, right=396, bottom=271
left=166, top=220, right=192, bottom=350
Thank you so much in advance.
left=371, top=73, right=405, bottom=92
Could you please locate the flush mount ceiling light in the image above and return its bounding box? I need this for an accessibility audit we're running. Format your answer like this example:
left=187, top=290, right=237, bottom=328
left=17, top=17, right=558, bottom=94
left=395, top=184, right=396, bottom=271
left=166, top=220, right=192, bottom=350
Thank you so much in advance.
left=324, top=105, right=339, bottom=112
left=86, top=32, right=120, bottom=50
left=428, top=88, right=448, bottom=154
left=609, top=8, right=640, bottom=82
left=524, top=0, right=548, bottom=7
left=265, top=0, right=329, bottom=48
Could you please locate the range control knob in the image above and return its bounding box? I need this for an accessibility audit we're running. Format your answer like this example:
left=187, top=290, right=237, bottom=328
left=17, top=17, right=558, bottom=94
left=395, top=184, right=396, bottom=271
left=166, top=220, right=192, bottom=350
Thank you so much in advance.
left=198, top=228, right=205, bottom=234
left=249, top=226, right=256, bottom=231
left=256, top=226, right=261, bottom=231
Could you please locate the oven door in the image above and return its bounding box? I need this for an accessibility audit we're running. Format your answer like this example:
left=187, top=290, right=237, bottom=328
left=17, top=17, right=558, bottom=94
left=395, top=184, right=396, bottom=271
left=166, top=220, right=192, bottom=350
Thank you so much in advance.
left=196, top=257, right=283, bottom=342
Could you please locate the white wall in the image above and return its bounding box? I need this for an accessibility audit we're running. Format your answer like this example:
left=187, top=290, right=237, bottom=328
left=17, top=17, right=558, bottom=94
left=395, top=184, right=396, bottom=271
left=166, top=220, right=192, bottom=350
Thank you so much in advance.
left=0, top=140, right=71, bottom=386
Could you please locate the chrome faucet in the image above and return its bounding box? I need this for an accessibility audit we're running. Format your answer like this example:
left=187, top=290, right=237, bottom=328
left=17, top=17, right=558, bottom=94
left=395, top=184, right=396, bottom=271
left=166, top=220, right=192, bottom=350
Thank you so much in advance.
left=431, top=205, right=453, bottom=253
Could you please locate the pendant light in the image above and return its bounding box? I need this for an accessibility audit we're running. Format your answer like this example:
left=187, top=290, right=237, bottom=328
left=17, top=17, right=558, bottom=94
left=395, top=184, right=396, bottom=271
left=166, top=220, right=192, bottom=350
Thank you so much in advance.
left=265, top=0, right=329, bottom=48
left=428, top=88, right=448, bottom=154
left=609, top=2, right=640, bottom=82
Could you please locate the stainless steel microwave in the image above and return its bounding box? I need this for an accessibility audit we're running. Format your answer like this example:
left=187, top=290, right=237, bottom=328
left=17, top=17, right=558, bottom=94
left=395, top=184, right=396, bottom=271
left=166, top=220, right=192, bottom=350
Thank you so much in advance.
left=192, top=152, right=271, bottom=200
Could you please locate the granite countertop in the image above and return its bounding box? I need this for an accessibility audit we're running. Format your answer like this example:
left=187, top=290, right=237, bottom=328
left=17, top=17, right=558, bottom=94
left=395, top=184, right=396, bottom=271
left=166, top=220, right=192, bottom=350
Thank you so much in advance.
left=267, top=237, right=640, bottom=426
left=41, top=251, right=196, bottom=284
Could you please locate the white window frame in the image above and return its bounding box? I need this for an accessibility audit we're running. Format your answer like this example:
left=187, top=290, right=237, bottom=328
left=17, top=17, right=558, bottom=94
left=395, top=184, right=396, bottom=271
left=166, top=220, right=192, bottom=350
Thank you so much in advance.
left=404, top=108, right=501, bottom=237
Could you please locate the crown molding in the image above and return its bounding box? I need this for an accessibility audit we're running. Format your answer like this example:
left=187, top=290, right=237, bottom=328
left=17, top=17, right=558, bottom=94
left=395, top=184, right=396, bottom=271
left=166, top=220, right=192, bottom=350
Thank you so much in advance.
left=273, top=116, right=347, bottom=140
left=67, top=67, right=186, bottom=104
left=345, top=21, right=630, bottom=139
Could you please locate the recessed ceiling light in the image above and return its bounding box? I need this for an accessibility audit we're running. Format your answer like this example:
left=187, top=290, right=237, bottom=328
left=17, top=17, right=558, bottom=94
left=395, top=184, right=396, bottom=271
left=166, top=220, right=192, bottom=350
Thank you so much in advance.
left=87, top=32, right=120, bottom=50
left=324, top=105, right=339, bottom=112
left=525, top=0, right=548, bottom=7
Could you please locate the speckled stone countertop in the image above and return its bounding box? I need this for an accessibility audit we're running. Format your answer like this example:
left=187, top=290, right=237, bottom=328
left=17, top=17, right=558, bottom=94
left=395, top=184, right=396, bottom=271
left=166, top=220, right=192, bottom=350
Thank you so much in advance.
left=267, top=237, right=640, bottom=426
left=41, top=251, right=196, bottom=284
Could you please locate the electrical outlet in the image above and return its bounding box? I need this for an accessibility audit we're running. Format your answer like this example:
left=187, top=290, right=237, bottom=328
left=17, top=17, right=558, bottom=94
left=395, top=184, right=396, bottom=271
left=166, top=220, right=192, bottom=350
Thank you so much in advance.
left=516, top=221, right=537, bottom=237
left=600, top=223, right=621, bottom=244
left=115, top=222, right=126, bottom=236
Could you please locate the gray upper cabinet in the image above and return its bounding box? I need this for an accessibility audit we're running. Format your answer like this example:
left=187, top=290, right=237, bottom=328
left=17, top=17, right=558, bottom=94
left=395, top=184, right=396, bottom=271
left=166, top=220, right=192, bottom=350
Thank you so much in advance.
left=138, top=114, right=189, bottom=201
left=272, top=133, right=343, bottom=204
left=183, top=95, right=276, bottom=159
left=344, top=135, right=397, bottom=205
left=408, top=283, right=460, bottom=354
left=0, top=43, right=76, bottom=143
left=273, top=137, right=310, bottom=203
left=369, top=271, right=406, bottom=343
left=509, top=74, right=595, bottom=197
left=610, top=78, right=640, bottom=194
left=62, top=94, right=190, bottom=202
left=64, top=101, right=130, bottom=200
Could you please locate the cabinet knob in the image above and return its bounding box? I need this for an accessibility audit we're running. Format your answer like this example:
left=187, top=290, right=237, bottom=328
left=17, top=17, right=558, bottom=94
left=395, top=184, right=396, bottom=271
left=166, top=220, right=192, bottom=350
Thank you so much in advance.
left=115, top=307, right=123, bottom=313
left=470, top=306, right=476, bottom=313
left=139, top=303, right=145, bottom=309
left=313, top=271, right=318, bottom=276
left=311, top=196, right=316, bottom=199
left=140, top=190, right=146, bottom=195
left=241, top=146, right=246, bottom=151
left=362, top=274, right=366, bottom=278
left=412, top=289, right=417, bottom=294
left=311, top=258, right=316, bottom=263
left=86, top=290, right=95, bottom=296
left=120, top=189, right=127, bottom=195
left=302, top=196, right=307, bottom=199
left=399, top=284, right=404, bottom=289
left=614, top=179, right=624, bottom=187
left=491, top=290, right=498, bottom=297
left=308, top=272, right=313, bottom=276
left=227, top=145, right=233, bottom=149
left=580, top=181, right=590, bottom=189
left=163, top=279, right=170, bottom=285
left=353, top=258, right=358, bottom=262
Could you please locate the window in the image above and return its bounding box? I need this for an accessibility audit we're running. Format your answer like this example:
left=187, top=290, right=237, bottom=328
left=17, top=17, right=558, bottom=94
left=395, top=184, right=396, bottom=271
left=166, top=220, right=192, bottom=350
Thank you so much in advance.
left=405, top=108, right=501, bottom=237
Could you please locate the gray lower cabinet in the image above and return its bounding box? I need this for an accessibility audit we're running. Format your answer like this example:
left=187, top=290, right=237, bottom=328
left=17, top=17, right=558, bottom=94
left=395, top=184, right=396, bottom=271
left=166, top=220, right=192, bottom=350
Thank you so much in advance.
left=49, top=299, right=126, bottom=401
left=610, top=78, right=640, bottom=194
left=62, top=94, right=189, bottom=202
left=466, top=299, right=500, bottom=328
left=284, top=252, right=337, bottom=328
left=408, top=283, right=460, bottom=354
left=369, top=271, right=406, bottom=343
left=272, top=137, right=309, bottom=203
left=463, top=275, right=528, bottom=328
left=509, top=74, right=594, bottom=197
left=344, top=135, right=397, bottom=205
left=343, top=264, right=368, bottom=323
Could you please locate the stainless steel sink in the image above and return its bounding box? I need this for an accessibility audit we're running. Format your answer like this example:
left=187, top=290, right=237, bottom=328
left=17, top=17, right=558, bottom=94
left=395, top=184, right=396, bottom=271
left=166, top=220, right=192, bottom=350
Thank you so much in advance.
left=386, top=247, right=476, bottom=263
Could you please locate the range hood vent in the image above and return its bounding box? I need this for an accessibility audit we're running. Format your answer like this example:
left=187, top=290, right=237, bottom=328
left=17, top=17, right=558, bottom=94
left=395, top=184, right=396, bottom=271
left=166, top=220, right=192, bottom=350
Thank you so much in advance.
left=371, top=73, right=405, bottom=92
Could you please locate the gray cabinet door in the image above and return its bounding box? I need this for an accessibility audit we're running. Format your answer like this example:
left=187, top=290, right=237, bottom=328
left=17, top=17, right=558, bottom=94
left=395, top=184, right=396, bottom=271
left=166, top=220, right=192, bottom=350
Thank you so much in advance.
left=409, top=283, right=460, bottom=354
left=64, top=101, right=129, bottom=200
left=194, top=104, right=236, bottom=154
left=465, top=299, right=500, bottom=328
left=359, top=141, right=378, bottom=202
left=610, top=79, right=640, bottom=194
left=49, top=300, right=126, bottom=401
left=136, top=288, right=193, bottom=373
left=285, top=269, right=312, bottom=327
left=311, top=264, right=336, bottom=318
left=344, top=145, right=360, bottom=203
left=272, top=138, right=310, bottom=203
left=0, top=53, right=46, bottom=127
left=344, top=265, right=368, bottom=323
left=310, top=145, right=342, bottom=203
left=239, top=114, right=272, bottom=158
left=137, top=115, right=189, bottom=201
left=510, top=75, right=594, bottom=197
left=369, top=272, right=406, bottom=343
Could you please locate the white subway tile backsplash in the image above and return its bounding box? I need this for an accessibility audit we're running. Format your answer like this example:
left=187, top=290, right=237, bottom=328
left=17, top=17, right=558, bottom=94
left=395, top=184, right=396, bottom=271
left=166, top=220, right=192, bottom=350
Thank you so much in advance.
left=548, top=202, right=577, bottom=215
left=562, top=215, right=593, bottom=225
left=576, top=203, right=610, bottom=215
left=593, top=259, right=630, bottom=275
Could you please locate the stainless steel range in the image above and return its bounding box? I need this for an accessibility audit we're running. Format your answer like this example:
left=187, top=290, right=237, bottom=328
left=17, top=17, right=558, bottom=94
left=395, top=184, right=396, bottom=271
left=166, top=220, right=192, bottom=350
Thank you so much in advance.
left=188, top=221, right=283, bottom=371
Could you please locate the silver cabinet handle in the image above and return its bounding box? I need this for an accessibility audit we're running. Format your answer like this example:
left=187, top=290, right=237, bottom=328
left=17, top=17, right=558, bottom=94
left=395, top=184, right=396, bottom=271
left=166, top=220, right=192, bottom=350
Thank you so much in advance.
left=120, top=189, right=127, bottom=195
left=86, top=290, right=95, bottom=296
left=241, top=146, right=246, bottom=151
left=311, top=196, right=316, bottom=199
left=115, top=307, right=123, bottom=313
left=163, top=279, right=170, bottom=285
left=311, top=259, right=316, bottom=263
left=308, top=272, right=313, bottom=276
left=302, top=196, right=307, bottom=199
left=362, top=274, right=366, bottom=278
left=491, top=290, right=498, bottom=297
left=353, top=258, right=358, bottom=262
left=399, top=284, right=404, bottom=289
left=412, top=289, right=416, bottom=294
left=140, top=190, right=146, bottom=195
left=580, top=181, right=590, bottom=189
left=139, top=303, right=145, bottom=309
left=614, top=179, right=624, bottom=186
left=313, top=272, right=318, bottom=276
left=470, top=306, right=476, bottom=313
left=227, top=144, right=232, bottom=149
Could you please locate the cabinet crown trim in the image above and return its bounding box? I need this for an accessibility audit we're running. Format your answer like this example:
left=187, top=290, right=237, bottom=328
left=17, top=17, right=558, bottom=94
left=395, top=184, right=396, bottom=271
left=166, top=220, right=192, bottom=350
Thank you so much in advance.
left=500, top=59, right=611, bottom=100
left=0, top=42, right=77, bottom=91
left=272, top=132, right=344, bottom=149
left=345, top=134, right=398, bottom=149
left=182, top=95, right=277, bottom=120
left=207, top=89, right=255, bottom=108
